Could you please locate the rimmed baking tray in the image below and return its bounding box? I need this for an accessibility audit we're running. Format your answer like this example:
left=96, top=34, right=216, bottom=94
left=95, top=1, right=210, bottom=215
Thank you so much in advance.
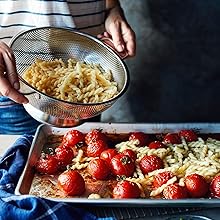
left=15, top=122, right=220, bottom=207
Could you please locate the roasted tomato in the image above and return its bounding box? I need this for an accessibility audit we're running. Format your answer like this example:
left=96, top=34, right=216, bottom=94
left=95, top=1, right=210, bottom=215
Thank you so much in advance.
left=55, top=145, right=74, bottom=167
left=163, top=133, right=181, bottom=144
left=163, top=183, right=188, bottom=199
left=86, top=139, right=108, bottom=157
left=110, top=154, right=135, bottom=177
left=112, top=180, right=141, bottom=199
left=139, top=155, right=163, bottom=174
left=87, top=158, right=111, bottom=180
left=129, top=132, right=150, bottom=146
left=35, top=154, right=59, bottom=175
left=178, top=130, right=198, bottom=142
left=210, top=175, right=220, bottom=198
left=153, top=171, right=174, bottom=188
left=57, top=170, right=85, bottom=196
left=62, top=129, right=85, bottom=147
left=100, top=149, right=118, bottom=165
left=121, top=149, right=137, bottom=162
left=149, top=141, right=166, bottom=149
left=85, top=129, right=107, bottom=145
left=185, top=174, right=209, bottom=198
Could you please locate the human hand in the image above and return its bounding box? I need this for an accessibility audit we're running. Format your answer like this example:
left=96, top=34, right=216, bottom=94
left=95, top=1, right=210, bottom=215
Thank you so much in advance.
left=0, top=42, right=28, bottom=104
left=98, top=6, right=136, bottom=58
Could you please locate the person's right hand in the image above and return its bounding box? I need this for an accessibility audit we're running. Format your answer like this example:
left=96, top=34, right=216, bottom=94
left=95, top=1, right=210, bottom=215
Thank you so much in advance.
left=98, top=5, right=136, bottom=59
left=0, top=42, right=28, bottom=104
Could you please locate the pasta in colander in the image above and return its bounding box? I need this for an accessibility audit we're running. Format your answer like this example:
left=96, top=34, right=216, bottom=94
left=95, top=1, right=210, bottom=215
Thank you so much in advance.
left=23, top=58, right=118, bottom=103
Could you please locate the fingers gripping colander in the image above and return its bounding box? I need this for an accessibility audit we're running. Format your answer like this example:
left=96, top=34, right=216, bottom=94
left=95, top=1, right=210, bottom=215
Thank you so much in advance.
left=9, top=27, right=129, bottom=127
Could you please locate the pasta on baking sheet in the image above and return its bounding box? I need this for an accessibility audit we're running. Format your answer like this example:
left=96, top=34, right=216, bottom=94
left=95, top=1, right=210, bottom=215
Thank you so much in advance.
left=23, top=58, right=118, bottom=103
left=30, top=128, right=220, bottom=200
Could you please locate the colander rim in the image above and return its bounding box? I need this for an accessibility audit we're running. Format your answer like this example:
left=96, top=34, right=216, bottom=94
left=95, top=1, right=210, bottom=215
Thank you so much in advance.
left=10, top=26, right=130, bottom=106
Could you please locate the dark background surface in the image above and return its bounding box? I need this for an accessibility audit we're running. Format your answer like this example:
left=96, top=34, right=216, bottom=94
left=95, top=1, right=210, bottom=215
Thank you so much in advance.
left=100, top=2, right=220, bottom=219
left=102, top=0, right=220, bottom=123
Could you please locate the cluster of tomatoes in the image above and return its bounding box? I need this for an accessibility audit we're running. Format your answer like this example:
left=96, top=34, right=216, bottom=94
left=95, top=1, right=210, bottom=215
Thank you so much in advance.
left=35, top=128, right=220, bottom=200
left=153, top=171, right=220, bottom=199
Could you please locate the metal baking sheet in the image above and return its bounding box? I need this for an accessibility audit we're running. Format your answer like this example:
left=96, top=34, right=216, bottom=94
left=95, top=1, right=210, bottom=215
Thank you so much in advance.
left=15, top=122, right=220, bottom=207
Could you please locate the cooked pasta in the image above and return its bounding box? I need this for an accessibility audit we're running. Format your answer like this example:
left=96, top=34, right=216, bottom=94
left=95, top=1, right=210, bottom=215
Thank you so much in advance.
left=115, top=139, right=170, bottom=161
left=23, top=58, right=118, bottom=103
left=88, top=193, right=101, bottom=199
left=115, top=139, right=140, bottom=151
left=68, top=132, right=220, bottom=198
left=134, top=162, right=145, bottom=179
left=70, top=161, right=89, bottom=170
left=150, top=176, right=177, bottom=197
left=33, top=129, right=220, bottom=200
left=143, top=136, right=220, bottom=183
left=74, top=149, right=84, bottom=162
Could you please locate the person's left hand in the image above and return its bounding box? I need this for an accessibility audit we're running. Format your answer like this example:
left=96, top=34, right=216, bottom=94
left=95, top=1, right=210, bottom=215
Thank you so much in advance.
left=0, top=42, right=28, bottom=104
left=98, top=6, right=136, bottom=58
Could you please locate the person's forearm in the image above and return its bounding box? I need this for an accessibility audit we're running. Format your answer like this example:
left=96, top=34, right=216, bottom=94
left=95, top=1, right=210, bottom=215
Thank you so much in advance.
left=106, top=0, right=121, bottom=10
left=106, top=0, right=125, bottom=20
left=104, top=0, right=136, bottom=57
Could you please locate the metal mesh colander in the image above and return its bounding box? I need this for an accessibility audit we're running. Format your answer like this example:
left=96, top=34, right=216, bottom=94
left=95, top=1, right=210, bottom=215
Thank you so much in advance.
left=9, top=27, right=129, bottom=127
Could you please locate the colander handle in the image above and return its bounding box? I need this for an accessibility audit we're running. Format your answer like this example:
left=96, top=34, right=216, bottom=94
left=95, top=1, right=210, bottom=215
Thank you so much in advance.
left=100, top=37, right=128, bottom=59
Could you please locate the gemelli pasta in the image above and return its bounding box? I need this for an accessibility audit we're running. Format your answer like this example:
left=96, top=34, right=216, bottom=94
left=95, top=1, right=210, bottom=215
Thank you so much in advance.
left=31, top=128, right=220, bottom=200
left=23, top=58, right=118, bottom=103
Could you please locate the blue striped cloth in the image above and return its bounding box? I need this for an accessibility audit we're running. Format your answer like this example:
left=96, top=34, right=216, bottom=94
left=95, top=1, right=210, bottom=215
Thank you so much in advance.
left=0, top=135, right=115, bottom=220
